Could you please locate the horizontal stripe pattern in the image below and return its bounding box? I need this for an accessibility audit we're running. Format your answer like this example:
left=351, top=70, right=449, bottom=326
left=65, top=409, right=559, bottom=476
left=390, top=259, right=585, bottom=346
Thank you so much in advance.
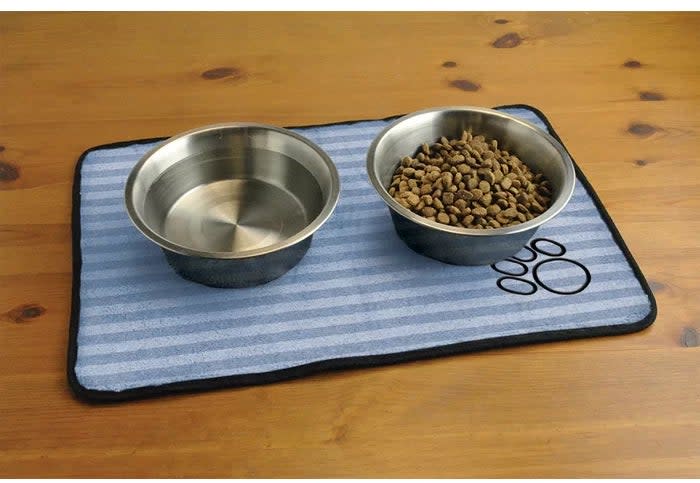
left=74, top=108, right=652, bottom=392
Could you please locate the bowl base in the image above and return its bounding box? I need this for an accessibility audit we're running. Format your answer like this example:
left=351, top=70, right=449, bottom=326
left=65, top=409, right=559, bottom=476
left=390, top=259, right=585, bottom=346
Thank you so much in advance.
left=162, top=178, right=310, bottom=254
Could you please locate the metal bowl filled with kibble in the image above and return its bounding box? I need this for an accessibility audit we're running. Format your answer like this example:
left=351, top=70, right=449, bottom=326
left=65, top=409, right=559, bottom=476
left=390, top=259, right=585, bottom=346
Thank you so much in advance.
left=366, top=106, right=576, bottom=265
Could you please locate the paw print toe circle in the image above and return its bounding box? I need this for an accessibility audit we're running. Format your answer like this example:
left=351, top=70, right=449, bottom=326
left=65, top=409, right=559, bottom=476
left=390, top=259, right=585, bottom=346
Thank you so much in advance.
left=491, top=259, right=528, bottom=276
left=531, top=238, right=566, bottom=257
left=532, top=258, right=591, bottom=295
left=497, top=276, right=537, bottom=295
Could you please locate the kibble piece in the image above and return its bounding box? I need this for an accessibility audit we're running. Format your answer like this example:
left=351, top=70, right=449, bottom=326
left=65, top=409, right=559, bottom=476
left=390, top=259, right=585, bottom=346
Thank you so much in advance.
left=470, top=188, right=483, bottom=201
left=421, top=194, right=433, bottom=206
left=502, top=207, right=518, bottom=218
left=455, top=189, right=472, bottom=201
left=454, top=198, right=468, bottom=210
left=480, top=193, right=493, bottom=207
left=422, top=206, right=437, bottom=217
left=488, top=219, right=501, bottom=228
left=478, top=180, right=491, bottom=192
left=449, top=213, right=459, bottom=224
left=496, top=213, right=510, bottom=225
left=501, top=177, right=512, bottom=190
left=432, top=198, right=444, bottom=210
left=472, top=206, right=488, bottom=217
left=486, top=204, right=501, bottom=217
left=442, top=192, right=455, bottom=205
left=437, top=212, right=450, bottom=224
left=467, top=177, right=479, bottom=190
left=406, top=193, right=420, bottom=207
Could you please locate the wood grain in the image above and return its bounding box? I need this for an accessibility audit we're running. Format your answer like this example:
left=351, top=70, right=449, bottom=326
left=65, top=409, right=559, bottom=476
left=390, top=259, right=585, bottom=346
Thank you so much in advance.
left=1, top=12, right=699, bottom=477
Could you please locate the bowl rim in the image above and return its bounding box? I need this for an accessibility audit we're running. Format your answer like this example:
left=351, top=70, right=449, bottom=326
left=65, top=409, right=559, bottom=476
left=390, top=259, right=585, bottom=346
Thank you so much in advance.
left=124, top=122, right=341, bottom=259
left=366, top=105, right=576, bottom=236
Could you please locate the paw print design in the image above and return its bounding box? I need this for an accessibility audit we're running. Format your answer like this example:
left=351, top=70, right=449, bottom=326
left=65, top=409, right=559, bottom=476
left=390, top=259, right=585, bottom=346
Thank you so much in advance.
left=491, top=238, right=591, bottom=296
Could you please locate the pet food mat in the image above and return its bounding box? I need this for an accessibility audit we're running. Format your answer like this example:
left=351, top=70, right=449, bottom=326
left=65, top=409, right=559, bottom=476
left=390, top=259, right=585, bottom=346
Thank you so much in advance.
left=69, top=105, right=656, bottom=401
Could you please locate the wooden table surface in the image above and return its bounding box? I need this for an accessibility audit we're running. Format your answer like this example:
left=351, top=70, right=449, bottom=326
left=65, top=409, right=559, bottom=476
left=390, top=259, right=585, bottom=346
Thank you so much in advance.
left=1, top=12, right=699, bottom=477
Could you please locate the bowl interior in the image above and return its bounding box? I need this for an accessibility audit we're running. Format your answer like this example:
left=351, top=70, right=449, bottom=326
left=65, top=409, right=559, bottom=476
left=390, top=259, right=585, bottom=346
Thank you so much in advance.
left=127, top=125, right=337, bottom=256
left=368, top=108, right=575, bottom=233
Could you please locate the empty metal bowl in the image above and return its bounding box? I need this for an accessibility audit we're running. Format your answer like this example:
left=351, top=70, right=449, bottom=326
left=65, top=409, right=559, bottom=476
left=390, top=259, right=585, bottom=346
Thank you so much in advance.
left=125, top=123, right=340, bottom=288
left=366, top=106, right=576, bottom=265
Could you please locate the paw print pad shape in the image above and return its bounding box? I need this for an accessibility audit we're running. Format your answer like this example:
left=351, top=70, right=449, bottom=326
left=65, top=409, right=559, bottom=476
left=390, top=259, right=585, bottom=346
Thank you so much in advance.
left=491, top=238, right=591, bottom=296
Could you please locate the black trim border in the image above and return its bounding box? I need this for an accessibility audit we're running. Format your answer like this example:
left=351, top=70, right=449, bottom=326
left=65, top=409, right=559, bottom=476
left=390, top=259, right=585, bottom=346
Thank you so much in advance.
left=67, top=104, right=657, bottom=403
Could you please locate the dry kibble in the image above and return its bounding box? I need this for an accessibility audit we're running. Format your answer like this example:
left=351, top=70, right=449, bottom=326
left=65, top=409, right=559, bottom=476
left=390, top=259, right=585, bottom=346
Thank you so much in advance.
left=422, top=206, right=437, bottom=217
left=486, top=204, right=501, bottom=216
left=454, top=199, right=468, bottom=210
left=447, top=205, right=461, bottom=216
left=472, top=206, right=488, bottom=217
left=455, top=189, right=472, bottom=201
left=480, top=193, right=493, bottom=207
left=406, top=193, right=420, bottom=207
left=502, top=207, right=518, bottom=218
left=388, top=130, right=552, bottom=229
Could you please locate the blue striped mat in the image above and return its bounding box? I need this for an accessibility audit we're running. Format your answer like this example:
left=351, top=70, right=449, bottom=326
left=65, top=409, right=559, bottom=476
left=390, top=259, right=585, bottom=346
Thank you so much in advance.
left=69, top=106, right=655, bottom=401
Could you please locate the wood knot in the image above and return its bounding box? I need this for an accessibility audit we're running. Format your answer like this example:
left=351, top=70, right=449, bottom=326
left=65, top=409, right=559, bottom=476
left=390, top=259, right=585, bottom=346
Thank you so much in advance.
left=494, top=19, right=509, bottom=24
left=0, top=145, right=5, bottom=152
left=4, top=303, right=46, bottom=323
left=492, top=32, right=523, bottom=48
left=0, top=161, right=19, bottom=181
left=442, top=61, right=457, bottom=68
left=449, top=79, right=481, bottom=92
left=623, top=59, right=642, bottom=68
left=201, top=67, right=244, bottom=80
left=627, top=123, right=658, bottom=138
left=634, top=159, right=648, bottom=166
left=680, top=327, right=698, bottom=348
left=639, top=91, right=665, bottom=101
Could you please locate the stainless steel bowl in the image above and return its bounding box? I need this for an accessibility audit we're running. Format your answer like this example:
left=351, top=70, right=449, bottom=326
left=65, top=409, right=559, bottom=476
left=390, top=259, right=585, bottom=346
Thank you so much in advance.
left=366, top=106, right=576, bottom=265
left=125, top=123, right=340, bottom=288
